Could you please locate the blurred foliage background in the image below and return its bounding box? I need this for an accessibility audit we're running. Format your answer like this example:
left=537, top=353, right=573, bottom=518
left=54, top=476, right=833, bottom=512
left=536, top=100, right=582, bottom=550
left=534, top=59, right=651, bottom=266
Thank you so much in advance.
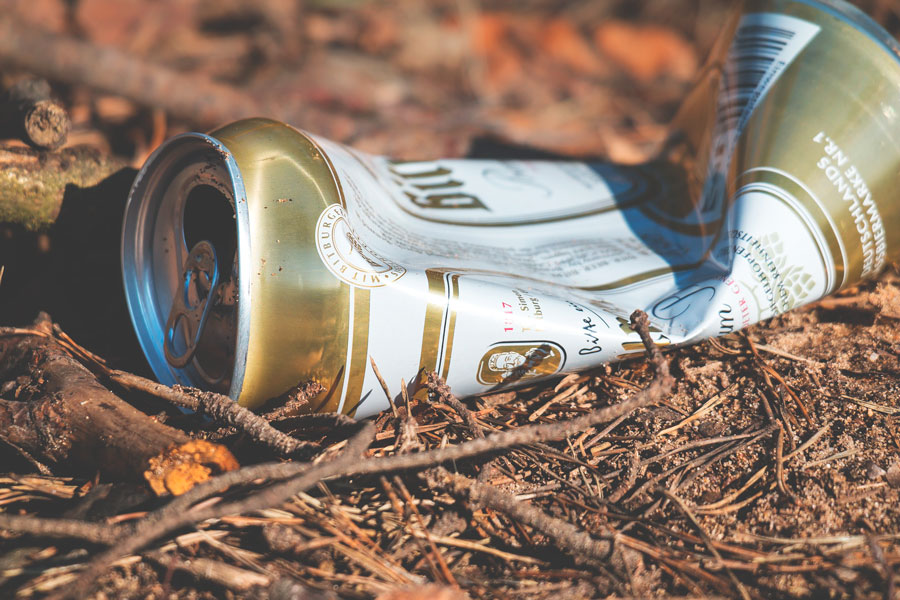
left=2, top=0, right=899, bottom=162
left=0, top=0, right=737, bottom=163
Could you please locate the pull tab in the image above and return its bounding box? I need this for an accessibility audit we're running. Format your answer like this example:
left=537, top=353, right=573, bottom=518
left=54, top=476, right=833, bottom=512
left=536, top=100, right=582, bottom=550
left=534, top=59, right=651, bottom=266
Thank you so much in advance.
left=165, top=240, right=220, bottom=368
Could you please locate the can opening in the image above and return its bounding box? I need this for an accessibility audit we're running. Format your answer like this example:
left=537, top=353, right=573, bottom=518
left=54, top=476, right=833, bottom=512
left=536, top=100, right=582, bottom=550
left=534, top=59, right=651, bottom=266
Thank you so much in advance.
left=173, top=183, right=239, bottom=392
left=183, top=184, right=237, bottom=273
left=123, top=133, right=250, bottom=403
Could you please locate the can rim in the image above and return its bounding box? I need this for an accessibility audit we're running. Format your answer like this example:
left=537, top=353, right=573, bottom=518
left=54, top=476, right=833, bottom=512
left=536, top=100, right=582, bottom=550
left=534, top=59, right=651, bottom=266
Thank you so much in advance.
left=802, top=0, right=900, bottom=62
left=121, top=132, right=251, bottom=401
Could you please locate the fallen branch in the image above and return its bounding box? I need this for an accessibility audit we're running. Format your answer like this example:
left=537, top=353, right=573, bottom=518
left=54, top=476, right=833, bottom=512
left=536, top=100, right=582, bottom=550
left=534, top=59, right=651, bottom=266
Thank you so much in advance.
left=428, top=466, right=613, bottom=564
left=0, top=15, right=260, bottom=127
left=0, top=144, right=122, bottom=230
left=3, top=371, right=667, bottom=549
left=48, top=311, right=673, bottom=598
left=59, top=421, right=377, bottom=599
left=261, top=381, right=327, bottom=421
left=0, top=314, right=238, bottom=495
left=0, top=513, right=119, bottom=545
left=426, top=372, right=485, bottom=439
left=3, top=327, right=325, bottom=458
left=108, top=371, right=321, bottom=458
left=0, top=349, right=672, bottom=550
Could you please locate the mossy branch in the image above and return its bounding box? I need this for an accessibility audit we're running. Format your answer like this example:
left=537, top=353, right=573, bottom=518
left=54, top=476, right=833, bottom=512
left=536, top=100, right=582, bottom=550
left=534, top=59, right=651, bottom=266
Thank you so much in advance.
left=0, top=145, right=122, bottom=230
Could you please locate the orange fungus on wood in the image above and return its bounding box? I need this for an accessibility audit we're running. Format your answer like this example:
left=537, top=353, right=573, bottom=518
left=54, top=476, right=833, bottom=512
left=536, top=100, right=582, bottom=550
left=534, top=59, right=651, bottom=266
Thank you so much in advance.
left=144, top=440, right=239, bottom=496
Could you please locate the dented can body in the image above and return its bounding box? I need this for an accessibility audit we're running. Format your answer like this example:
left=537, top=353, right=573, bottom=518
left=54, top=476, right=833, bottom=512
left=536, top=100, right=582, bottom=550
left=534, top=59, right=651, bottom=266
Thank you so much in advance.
left=123, top=0, right=900, bottom=415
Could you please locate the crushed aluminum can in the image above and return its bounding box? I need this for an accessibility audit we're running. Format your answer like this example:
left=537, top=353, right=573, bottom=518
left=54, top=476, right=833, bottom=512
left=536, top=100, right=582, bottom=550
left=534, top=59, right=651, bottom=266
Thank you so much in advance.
left=122, top=0, right=900, bottom=415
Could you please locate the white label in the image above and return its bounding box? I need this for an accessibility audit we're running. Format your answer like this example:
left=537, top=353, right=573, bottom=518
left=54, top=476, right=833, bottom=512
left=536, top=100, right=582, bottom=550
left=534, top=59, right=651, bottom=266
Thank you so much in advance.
left=298, top=9, right=888, bottom=419
left=382, top=159, right=643, bottom=225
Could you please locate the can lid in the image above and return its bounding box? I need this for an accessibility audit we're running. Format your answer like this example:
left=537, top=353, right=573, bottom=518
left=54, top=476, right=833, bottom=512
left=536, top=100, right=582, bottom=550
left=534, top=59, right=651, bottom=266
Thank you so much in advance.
left=122, top=133, right=250, bottom=401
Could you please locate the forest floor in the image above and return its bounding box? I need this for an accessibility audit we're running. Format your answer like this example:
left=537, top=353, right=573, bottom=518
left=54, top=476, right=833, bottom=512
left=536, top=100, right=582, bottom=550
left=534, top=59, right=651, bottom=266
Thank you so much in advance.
left=2, top=0, right=900, bottom=598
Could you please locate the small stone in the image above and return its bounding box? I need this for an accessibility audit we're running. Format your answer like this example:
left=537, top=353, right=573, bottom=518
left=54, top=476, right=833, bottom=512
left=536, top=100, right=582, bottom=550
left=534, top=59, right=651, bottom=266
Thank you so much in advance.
left=698, top=419, right=727, bottom=437
left=717, top=371, right=730, bottom=387
left=263, top=524, right=307, bottom=554
left=886, top=463, right=900, bottom=488
left=699, top=489, right=722, bottom=504
left=648, top=406, right=680, bottom=422
left=866, top=461, right=886, bottom=480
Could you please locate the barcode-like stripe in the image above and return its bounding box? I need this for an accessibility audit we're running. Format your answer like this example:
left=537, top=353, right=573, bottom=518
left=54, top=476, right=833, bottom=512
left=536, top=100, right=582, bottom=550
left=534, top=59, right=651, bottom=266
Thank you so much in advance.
left=715, top=23, right=797, bottom=143
left=699, top=14, right=820, bottom=213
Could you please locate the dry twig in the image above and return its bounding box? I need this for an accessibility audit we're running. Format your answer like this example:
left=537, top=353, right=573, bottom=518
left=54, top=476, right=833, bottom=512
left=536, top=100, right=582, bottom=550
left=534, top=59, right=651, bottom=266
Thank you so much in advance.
left=60, top=421, right=378, bottom=599
left=52, top=310, right=672, bottom=597
left=427, top=372, right=485, bottom=439
left=428, top=466, right=614, bottom=564
left=659, top=488, right=751, bottom=600
left=0, top=513, right=120, bottom=545
left=261, top=381, right=327, bottom=421
left=108, top=370, right=320, bottom=457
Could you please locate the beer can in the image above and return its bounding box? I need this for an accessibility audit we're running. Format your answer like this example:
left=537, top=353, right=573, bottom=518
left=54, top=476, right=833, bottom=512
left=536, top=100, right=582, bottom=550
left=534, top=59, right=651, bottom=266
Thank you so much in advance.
left=122, top=0, right=900, bottom=416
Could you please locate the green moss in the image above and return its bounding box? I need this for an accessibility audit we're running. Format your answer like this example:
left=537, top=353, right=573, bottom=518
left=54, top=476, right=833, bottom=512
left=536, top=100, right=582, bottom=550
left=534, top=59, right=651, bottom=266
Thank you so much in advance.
left=0, top=146, right=122, bottom=231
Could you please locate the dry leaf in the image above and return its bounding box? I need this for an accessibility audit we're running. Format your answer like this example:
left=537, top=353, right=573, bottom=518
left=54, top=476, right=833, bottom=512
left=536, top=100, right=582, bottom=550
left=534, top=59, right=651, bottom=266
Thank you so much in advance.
left=540, top=19, right=608, bottom=76
left=594, top=20, right=698, bottom=82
